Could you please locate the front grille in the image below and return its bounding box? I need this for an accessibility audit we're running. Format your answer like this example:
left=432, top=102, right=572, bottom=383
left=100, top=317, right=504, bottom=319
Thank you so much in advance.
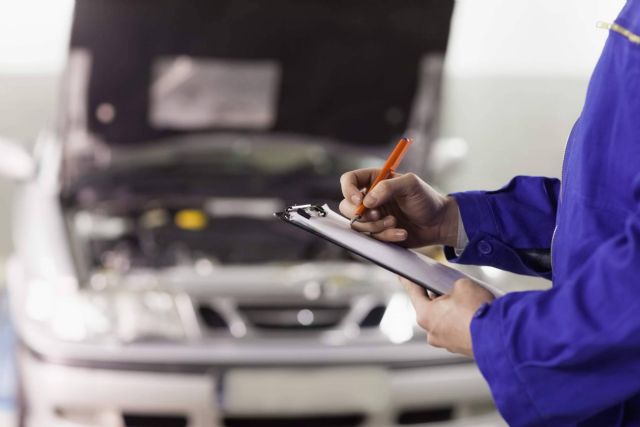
left=198, top=305, right=229, bottom=330
left=359, top=305, right=386, bottom=328
left=123, top=413, right=188, bottom=427
left=223, top=414, right=365, bottom=427
left=237, top=304, right=350, bottom=331
left=396, top=407, right=454, bottom=424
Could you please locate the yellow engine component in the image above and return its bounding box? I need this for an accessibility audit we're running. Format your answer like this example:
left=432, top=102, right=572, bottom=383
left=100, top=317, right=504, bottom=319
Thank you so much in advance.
left=175, top=209, right=208, bottom=230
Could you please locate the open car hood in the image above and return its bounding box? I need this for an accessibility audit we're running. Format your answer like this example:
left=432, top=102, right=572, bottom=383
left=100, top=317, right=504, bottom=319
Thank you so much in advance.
left=59, top=0, right=454, bottom=171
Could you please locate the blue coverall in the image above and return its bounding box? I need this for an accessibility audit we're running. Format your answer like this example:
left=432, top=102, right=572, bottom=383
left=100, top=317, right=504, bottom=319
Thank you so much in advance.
left=445, top=1, right=640, bottom=425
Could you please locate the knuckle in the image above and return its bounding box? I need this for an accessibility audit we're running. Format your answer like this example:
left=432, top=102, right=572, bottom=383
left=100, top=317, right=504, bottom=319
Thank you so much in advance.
left=416, top=313, right=430, bottom=331
left=405, top=173, right=425, bottom=192
left=426, top=334, right=441, bottom=348
left=338, top=199, right=353, bottom=215
left=339, top=172, right=352, bottom=187
left=404, top=172, right=420, bottom=185
left=340, top=170, right=354, bottom=180
left=359, top=223, right=378, bottom=233
left=372, top=218, right=386, bottom=229
left=405, top=172, right=418, bottom=181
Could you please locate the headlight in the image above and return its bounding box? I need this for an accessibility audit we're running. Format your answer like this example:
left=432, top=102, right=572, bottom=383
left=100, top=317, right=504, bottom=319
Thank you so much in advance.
left=379, top=293, right=416, bottom=344
left=26, top=281, right=187, bottom=343
left=115, top=291, right=186, bottom=342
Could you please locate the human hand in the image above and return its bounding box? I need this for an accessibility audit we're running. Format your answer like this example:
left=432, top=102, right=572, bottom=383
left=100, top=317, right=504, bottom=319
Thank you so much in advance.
left=339, top=168, right=460, bottom=248
left=400, top=277, right=495, bottom=357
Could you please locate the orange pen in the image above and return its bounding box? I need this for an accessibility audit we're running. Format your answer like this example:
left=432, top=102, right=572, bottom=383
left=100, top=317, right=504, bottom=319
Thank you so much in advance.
left=351, top=137, right=413, bottom=224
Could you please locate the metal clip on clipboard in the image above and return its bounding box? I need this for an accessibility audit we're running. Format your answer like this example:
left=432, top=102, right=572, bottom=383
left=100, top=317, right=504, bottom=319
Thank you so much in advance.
left=284, top=204, right=327, bottom=220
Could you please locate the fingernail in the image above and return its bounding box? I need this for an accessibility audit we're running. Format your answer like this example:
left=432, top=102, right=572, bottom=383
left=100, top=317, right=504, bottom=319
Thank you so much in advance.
left=394, top=230, right=408, bottom=240
left=369, top=210, right=381, bottom=220
left=363, top=194, right=377, bottom=207
left=383, top=216, right=394, bottom=227
left=351, top=194, right=362, bottom=204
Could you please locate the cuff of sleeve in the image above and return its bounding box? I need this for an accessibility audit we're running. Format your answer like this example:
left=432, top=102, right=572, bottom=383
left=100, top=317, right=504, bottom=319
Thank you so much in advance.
left=471, top=297, right=543, bottom=425
left=450, top=191, right=501, bottom=242
left=445, top=191, right=502, bottom=265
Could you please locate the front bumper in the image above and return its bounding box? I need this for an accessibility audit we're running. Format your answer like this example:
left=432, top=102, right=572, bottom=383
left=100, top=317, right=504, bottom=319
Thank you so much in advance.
left=19, top=347, right=503, bottom=427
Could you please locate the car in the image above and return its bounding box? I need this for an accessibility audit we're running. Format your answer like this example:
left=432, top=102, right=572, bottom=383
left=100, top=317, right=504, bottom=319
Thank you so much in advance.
left=2, top=1, right=504, bottom=426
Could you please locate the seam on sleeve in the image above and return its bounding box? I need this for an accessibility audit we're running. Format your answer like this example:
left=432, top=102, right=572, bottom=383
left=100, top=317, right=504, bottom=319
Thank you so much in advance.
left=484, top=195, right=505, bottom=241
left=497, top=302, right=549, bottom=424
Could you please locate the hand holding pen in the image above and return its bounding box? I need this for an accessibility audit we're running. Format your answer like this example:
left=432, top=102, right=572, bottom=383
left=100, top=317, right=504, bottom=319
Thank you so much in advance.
left=350, top=137, right=413, bottom=224
left=339, top=137, right=462, bottom=248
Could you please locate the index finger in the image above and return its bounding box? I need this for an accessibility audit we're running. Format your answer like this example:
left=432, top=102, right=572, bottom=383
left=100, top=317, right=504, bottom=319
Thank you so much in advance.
left=399, top=277, right=433, bottom=313
left=339, top=168, right=382, bottom=202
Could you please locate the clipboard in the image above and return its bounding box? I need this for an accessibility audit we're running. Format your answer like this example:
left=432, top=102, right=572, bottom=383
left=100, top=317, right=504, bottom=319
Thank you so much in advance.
left=275, top=204, right=503, bottom=297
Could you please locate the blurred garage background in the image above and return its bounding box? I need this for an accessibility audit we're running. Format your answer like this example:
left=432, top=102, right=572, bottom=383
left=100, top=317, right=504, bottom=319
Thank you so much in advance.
left=0, top=0, right=625, bottom=426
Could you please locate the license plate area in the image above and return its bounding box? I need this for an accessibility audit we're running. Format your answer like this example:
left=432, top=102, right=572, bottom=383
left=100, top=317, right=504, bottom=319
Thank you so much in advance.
left=221, top=367, right=391, bottom=416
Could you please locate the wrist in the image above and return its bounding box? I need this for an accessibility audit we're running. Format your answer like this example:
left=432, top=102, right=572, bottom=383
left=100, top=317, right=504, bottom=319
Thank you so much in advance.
left=439, top=196, right=460, bottom=247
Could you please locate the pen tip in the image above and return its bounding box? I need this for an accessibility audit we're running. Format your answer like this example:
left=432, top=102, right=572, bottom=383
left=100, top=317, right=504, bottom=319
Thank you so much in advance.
left=350, top=216, right=360, bottom=225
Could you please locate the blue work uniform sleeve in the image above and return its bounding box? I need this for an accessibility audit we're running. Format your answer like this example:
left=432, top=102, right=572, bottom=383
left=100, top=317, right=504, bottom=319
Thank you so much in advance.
left=444, top=175, right=560, bottom=279
left=472, top=173, right=640, bottom=425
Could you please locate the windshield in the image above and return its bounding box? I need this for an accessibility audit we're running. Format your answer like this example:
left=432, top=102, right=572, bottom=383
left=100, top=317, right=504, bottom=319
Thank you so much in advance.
left=64, top=134, right=382, bottom=271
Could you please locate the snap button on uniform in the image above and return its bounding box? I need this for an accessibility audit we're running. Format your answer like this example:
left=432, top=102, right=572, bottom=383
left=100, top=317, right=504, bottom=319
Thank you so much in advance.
left=477, top=240, right=493, bottom=255
left=474, top=303, right=490, bottom=319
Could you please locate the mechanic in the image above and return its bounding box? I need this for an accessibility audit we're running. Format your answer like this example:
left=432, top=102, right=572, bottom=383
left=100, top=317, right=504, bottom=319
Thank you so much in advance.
left=339, top=1, right=640, bottom=425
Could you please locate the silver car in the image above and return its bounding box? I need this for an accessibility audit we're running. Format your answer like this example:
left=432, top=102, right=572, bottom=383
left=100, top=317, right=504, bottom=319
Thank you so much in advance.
left=2, top=1, right=502, bottom=426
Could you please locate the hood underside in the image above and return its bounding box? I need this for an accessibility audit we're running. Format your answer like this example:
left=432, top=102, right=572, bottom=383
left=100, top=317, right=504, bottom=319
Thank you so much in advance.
left=63, top=0, right=454, bottom=146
